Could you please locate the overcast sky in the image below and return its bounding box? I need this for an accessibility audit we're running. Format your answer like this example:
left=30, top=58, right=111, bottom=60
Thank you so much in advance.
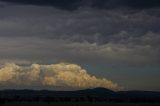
left=0, top=0, right=160, bottom=91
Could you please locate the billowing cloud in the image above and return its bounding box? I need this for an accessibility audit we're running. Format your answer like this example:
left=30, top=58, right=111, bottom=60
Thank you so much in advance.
left=0, top=63, right=121, bottom=90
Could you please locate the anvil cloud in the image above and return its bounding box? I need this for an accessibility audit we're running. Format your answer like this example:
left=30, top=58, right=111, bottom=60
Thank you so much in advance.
left=0, top=63, right=120, bottom=90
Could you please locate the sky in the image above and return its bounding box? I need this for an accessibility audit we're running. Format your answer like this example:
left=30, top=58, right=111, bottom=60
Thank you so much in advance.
left=0, top=0, right=160, bottom=91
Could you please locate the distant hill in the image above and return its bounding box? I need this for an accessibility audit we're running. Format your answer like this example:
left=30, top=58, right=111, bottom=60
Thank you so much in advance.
left=0, top=88, right=159, bottom=102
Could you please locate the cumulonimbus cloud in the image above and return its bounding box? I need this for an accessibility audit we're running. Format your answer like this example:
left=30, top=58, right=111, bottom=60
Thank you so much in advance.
left=0, top=63, right=121, bottom=91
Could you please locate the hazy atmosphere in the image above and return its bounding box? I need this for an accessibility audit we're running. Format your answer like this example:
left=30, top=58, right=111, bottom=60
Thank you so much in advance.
left=0, top=0, right=160, bottom=91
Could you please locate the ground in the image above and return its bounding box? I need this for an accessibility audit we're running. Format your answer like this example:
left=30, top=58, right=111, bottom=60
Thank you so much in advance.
left=0, top=102, right=160, bottom=106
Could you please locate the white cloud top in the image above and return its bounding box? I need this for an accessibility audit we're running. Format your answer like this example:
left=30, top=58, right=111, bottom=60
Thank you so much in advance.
left=0, top=63, right=121, bottom=90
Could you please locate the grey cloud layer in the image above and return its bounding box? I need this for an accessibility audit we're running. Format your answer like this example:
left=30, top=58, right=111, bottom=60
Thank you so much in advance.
left=0, top=5, right=160, bottom=65
left=0, top=36, right=159, bottom=65
left=0, top=5, right=160, bottom=40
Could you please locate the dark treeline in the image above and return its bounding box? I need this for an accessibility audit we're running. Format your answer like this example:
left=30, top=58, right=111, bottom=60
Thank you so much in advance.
left=0, top=88, right=160, bottom=103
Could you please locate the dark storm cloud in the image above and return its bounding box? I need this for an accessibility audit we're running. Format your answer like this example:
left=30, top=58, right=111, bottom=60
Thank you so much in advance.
left=0, top=5, right=160, bottom=65
left=1, top=0, right=160, bottom=10
left=91, top=0, right=160, bottom=9
left=0, top=0, right=82, bottom=10
left=0, top=1, right=160, bottom=65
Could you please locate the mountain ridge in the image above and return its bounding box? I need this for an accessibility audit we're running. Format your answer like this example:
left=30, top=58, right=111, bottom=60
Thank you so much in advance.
left=0, top=87, right=160, bottom=102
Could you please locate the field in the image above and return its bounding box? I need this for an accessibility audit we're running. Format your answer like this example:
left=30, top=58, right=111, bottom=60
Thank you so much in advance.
left=0, top=102, right=160, bottom=106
